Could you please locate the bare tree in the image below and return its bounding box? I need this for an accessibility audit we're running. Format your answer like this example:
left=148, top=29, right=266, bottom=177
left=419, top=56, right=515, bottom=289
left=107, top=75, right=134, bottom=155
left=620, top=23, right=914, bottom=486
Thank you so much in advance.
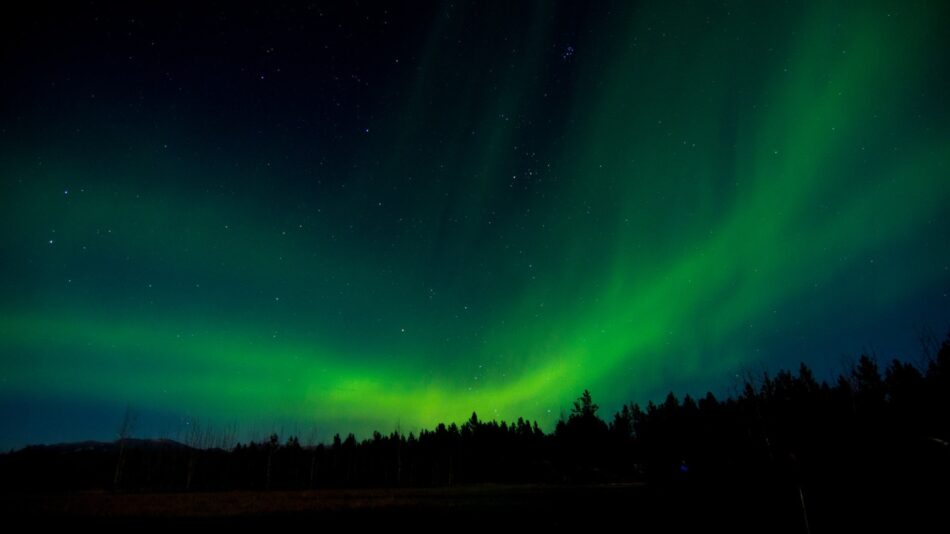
left=184, top=417, right=209, bottom=490
left=917, top=324, right=940, bottom=370
left=306, top=425, right=320, bottom=489
left=265, top=432, right=279, bottom=491
left=113, top=405, right=137, bottom=490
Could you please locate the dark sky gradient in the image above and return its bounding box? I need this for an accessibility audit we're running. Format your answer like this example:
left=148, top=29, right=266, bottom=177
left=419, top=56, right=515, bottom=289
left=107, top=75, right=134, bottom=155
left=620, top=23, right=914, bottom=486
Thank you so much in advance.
left=2, top=1, right=949, bottom=449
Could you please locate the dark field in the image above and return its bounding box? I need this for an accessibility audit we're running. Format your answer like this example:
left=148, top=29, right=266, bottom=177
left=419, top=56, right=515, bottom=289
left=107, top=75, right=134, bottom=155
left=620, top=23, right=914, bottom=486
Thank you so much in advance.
left=7, top=483, right=644, bottom=518
left=0, top=483, right=789, bottom=529
left=4, top=481, right=931, bottom=532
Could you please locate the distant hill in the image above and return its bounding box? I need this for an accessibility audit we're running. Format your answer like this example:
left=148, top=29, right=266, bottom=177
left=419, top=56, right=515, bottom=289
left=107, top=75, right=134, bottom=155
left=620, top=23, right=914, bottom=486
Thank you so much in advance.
left=18, top=438, right=192, bottom=454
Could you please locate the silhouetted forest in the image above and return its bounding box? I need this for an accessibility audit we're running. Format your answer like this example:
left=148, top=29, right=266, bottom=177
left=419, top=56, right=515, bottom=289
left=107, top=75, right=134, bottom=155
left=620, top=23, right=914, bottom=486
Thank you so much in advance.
left=2, top=332, right=949, bottom=527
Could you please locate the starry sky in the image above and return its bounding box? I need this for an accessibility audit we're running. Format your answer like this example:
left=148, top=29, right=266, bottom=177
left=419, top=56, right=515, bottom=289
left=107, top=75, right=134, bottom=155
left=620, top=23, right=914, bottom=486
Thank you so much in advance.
left=2, top=1, right=949, bottom=449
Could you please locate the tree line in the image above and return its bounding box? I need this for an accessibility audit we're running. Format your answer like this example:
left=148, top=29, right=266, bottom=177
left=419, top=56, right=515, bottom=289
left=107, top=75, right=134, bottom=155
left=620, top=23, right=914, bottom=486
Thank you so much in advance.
left=2, top=331, right=948, bottom=506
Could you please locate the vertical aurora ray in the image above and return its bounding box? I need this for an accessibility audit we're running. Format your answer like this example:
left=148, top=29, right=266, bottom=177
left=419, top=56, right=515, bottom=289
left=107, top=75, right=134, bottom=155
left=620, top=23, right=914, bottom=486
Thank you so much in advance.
left=1, top=1, right=948, bottom=447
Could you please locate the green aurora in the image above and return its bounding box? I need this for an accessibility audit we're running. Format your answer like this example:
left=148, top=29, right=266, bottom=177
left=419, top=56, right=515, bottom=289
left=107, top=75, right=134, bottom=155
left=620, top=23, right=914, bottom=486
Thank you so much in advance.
left=1, top=1, right=949, bottom=447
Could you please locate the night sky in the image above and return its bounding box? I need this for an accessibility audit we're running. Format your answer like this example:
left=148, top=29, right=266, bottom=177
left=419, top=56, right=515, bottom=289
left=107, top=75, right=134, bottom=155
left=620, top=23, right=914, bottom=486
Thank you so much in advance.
left=2, top=1, right=949, bottom=449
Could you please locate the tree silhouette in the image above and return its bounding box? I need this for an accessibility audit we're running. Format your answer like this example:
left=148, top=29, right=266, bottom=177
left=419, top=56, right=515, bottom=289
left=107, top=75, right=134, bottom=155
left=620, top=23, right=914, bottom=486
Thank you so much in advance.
left=572, top=389, right=599, bottom=420
left=3, top=327, right=950, bottom=532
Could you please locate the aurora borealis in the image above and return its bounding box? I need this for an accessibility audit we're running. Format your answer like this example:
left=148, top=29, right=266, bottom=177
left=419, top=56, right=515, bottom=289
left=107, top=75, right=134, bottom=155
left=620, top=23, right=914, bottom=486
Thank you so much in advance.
left=1, top=1, right=949, bottom=449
